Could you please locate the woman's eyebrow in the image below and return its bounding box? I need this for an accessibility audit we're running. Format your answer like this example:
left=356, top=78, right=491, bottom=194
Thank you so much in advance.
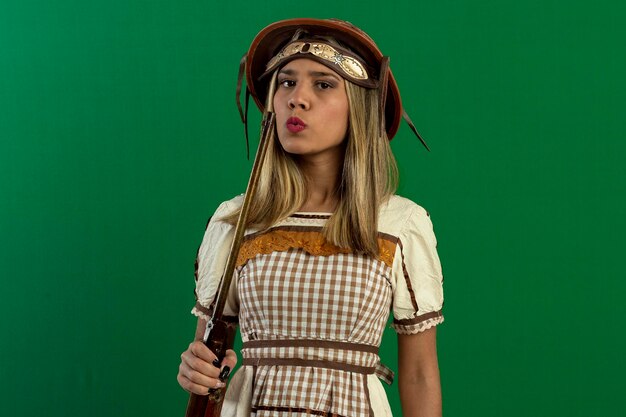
left=309, top=71, right=341, bottom=81
left=278, top=68, right=341, bottom=81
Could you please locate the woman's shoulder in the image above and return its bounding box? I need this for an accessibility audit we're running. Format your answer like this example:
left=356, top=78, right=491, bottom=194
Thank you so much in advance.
left=381, top=194, right=429, bottom=215
left=379, top=194, right=431, bottom=236
left=211, top=194, right=245, bottom=217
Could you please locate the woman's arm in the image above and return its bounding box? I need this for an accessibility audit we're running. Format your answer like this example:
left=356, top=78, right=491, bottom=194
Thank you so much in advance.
left=397, top=326, right=442, bottom=417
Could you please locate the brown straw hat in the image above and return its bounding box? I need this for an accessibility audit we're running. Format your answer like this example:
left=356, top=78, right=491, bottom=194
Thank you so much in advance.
left=236, top=18, right=429, bottom=149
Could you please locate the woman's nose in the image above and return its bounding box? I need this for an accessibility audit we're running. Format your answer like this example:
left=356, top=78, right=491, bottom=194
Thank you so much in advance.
left=287, top=86, right=310, bottom=110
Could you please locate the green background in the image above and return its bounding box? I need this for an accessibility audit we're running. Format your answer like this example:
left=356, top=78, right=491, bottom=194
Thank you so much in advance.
left=1, top=0, right=624, bottom=416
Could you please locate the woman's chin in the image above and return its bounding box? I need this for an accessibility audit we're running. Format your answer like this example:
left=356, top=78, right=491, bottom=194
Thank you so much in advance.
left=278, top=140, right=311, bottom=156
left=283, top=147, right=312, bottom=156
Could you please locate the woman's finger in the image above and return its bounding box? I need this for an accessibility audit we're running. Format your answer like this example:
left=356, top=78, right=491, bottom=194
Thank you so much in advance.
left=214, top=349, right=238, bottom=381
left=179, top=361, right=219, bottom=388
left=221, top=349, right=238, bottom=370
left=188, top=340, right=218, bottom=363
left=180, top=349, right=220, bottom=379
left=177, top=372, right=224, bottom=395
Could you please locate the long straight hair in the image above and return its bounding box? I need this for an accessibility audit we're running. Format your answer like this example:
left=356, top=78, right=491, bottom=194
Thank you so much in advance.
left=222, top=74, right=398, bottom=257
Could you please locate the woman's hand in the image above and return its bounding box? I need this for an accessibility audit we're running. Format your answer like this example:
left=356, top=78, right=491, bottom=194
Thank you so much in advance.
left=177, top=318, right=238, bottom=395
left=177, top=342, right=238, bottom=394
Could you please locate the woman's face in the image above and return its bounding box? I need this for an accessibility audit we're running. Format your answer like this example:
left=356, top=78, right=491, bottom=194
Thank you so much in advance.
left=273, top=58, right=349, bottom=160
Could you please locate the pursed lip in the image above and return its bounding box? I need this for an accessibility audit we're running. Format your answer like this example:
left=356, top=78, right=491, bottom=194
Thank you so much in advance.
left=286, top=117, right=307, bottom=133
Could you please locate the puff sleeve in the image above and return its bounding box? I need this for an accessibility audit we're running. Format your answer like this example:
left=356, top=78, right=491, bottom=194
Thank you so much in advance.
left=391, top=205, right=445, bottom=334
left=191, top=200, right=240, bottom=322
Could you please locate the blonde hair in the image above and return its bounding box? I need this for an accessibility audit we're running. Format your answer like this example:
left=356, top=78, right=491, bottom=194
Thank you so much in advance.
left=222, top=75, right=398, bottom=257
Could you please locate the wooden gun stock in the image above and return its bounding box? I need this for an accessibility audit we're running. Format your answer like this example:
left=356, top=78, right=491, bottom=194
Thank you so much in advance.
left=184, top=319, right=236, bottom=417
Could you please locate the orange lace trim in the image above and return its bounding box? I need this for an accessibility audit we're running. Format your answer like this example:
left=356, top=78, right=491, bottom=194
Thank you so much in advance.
left=236, top=229, right=397, bottom=268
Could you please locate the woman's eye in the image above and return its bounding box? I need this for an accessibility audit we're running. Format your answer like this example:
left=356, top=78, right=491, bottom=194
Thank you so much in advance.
left=317, top=81, right=333, bottom=90
left=278, top=79, right=295, bottom=88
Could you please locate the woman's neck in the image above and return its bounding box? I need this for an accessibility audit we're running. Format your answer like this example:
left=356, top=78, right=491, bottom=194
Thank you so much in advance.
left=296, top=154, right=343, bottom=213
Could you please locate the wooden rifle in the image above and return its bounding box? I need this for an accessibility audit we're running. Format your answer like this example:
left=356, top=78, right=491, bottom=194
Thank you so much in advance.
left=184, top=77, right=277, bottom=417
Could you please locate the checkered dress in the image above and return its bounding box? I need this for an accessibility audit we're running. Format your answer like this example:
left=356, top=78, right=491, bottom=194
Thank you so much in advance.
left=192, top=195, right=445, bottom=417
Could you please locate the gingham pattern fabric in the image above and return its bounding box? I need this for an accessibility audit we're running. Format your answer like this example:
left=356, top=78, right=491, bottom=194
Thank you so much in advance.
left=251, top=366, right=371, bottom=417
left=192, top=195, right=445, bottom=416
left=237, top=248, right=391, bottom=417
left=238, top=249, right=392, bottom=344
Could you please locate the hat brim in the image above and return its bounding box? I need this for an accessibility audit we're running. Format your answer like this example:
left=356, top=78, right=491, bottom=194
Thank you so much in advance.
left=246, top=18, right=403, bottom=140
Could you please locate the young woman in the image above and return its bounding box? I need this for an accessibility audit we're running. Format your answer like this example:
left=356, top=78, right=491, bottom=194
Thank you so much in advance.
left=177, top=18, right=445, bottom=417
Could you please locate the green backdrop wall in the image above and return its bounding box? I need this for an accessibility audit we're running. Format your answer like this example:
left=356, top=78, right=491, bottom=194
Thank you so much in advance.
left=1, top=1, right=624, bottom=416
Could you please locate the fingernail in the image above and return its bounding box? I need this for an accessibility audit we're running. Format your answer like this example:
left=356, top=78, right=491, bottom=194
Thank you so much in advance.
left=219, top=366, right=231, bottom=381
left=212, top=359, right=221, bottom=368
left=216, top=381, right=225, bottom=388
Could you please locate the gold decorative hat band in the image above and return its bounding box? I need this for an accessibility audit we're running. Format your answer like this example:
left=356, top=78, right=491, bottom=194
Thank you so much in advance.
left=260, top=39, right=379, bottom=89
